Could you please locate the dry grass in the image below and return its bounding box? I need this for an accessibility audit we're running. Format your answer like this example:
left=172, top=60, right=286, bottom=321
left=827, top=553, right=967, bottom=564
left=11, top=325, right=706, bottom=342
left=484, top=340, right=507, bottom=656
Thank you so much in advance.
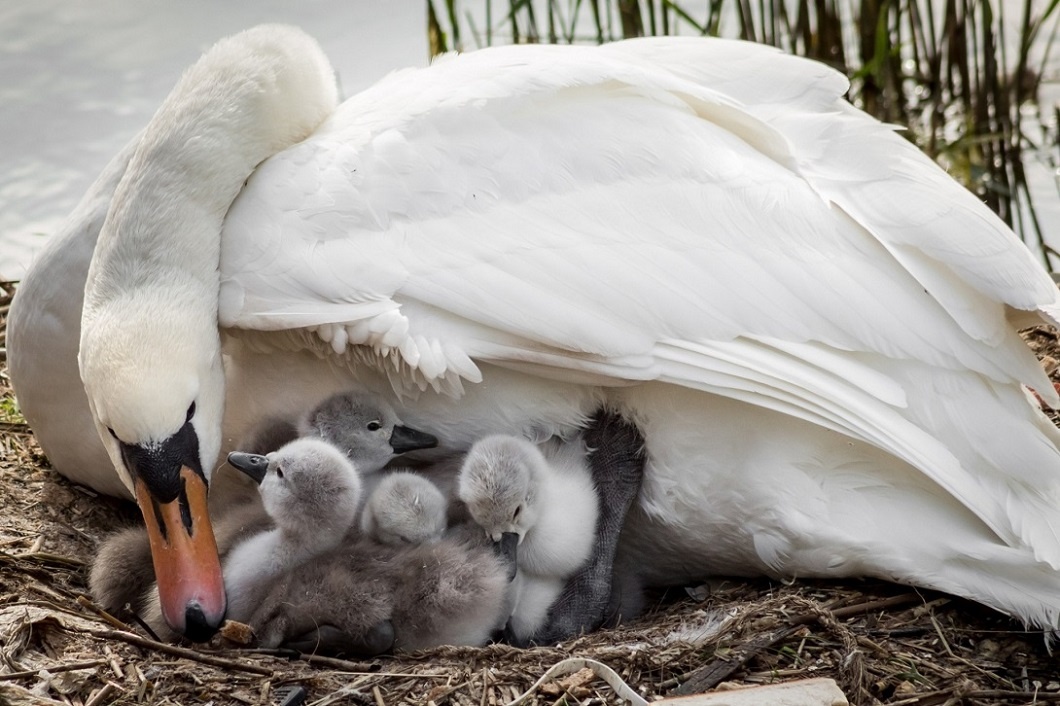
left=4, top=280, right=1060, bottom=705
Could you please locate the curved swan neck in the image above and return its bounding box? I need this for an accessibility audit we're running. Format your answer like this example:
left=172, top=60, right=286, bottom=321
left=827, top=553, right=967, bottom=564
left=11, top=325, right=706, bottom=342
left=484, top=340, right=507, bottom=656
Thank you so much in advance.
left=83, top=25, right=338, bottom=313
left=77, top=25, right=339, bottom=478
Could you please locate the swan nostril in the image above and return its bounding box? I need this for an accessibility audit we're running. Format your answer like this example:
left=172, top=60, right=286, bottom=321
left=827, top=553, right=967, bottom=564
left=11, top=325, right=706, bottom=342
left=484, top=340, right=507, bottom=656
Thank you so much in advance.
left=183, top=602, right=222, bottom=643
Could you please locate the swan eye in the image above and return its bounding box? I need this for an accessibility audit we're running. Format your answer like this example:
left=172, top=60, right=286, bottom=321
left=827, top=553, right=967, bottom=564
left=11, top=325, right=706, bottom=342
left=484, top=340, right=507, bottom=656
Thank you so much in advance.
left=512, top=505, right=522, bottom=522
left=366, top=420, right=382, bottom=431
left=107, top=427, right=118, bottom=441
left=275, top=466, right=285, bottom=479
left=185, top=402, right=196, bottom=424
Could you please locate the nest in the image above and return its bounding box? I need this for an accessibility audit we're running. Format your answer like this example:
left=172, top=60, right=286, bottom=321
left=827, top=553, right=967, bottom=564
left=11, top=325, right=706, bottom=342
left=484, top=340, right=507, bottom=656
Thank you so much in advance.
left=3, top=281, right=1060, bottom=706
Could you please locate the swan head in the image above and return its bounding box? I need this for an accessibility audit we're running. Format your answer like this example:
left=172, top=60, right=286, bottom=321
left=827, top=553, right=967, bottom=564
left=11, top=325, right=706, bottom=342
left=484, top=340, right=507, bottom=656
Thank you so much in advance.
left=76, top=24, right=341, bottom=643
left=299, top=391, right=439, bottom=473
left=228, top=438, right=362, bottom=538
left=361, top=471, right=448, bottom=546
left=80, top=289, right=227, bottom=641
left=458, top=435, right=542, bottom=566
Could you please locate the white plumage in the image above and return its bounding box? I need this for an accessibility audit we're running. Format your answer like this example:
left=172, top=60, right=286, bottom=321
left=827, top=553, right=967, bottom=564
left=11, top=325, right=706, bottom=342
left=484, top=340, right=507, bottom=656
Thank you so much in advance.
left=9, top=24, right=1060, bottom=632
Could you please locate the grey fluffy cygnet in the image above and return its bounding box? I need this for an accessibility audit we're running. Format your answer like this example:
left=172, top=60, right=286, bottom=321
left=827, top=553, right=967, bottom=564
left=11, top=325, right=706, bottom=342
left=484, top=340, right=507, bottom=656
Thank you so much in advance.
left=139, top=438, right=363, bottom=637
left=246, top=534, right=510, bottom=655
left=90, top=390, right=440, bottom=630
left=221, top=438, right=364, bottom=622
left=89, top=500, right=271, bottom=623
left=300, top=390, right=439, bottom=472
left=361, top=471, right=448, bottom=546
left=458, top=434, right=599, bottom=642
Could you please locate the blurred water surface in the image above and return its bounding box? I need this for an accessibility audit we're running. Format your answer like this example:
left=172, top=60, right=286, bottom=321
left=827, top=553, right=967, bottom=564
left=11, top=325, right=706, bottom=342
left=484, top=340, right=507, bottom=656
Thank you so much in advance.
left=0, top=1, right=425, bottom=278
left=1, top=1, right=1056, bottom=278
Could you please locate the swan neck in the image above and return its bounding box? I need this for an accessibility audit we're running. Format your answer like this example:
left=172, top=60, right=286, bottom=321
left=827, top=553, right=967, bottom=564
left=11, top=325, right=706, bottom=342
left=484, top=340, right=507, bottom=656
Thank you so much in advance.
left=83, top=25, right=338, bottom=313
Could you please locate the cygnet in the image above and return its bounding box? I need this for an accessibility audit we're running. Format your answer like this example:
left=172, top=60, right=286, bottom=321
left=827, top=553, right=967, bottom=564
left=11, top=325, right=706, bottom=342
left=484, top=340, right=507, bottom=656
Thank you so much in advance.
left=300, top=390, right=439, bottom=473
left=458, top=434, right=599, bottom=642
left=221, top=437, right=364, bottom=621
left=361, top=471, right=448, bottom=546
left=246, top=534, right=510, bottom=655
left=139, top=438, right=362, bottom=637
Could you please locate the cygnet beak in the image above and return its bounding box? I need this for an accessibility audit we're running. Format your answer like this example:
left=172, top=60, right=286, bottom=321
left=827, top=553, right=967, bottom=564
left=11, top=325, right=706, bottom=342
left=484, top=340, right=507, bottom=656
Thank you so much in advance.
left=389, top=425, right=438, bottom=454
left=494, top=531, right=519, bottom=581
left=227, top=451, right=269, bottom=485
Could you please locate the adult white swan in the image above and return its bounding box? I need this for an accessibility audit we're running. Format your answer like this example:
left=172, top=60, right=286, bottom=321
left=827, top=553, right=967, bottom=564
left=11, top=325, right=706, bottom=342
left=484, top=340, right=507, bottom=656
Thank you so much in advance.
left=10, top=24, right=1060, bottom=639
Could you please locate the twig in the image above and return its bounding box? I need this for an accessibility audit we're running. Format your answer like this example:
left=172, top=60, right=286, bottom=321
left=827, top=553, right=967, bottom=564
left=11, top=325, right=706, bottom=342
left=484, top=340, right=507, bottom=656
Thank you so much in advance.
left=671, top=624, right=803, bottom=696
left=14, top=551, right=85, bottom=568
left=0, top=659, right=108, bottom=682
left=84, top=628, right=274, bottom=676
left=670, top=593, right=922, bottom=696
left=967, top=690, right=1060, bottom=701
left=422, top=678, right=471, bottom=704
left=827, top=593, right=923, bottom=622
left=210, top=646, right=423, bottom=675
left=85, top=681, right=122, bottom=706
left=127, top=609, right=162, bottom=642
left=928, top=614, right=955, bottom=658
left=103, top=645, right=123, bottom=680
left=76, top=595, right=133, bottom=632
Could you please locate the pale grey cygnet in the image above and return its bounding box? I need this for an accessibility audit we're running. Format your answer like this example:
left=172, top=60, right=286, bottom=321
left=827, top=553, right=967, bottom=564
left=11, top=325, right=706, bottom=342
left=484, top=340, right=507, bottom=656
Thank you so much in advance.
left=247, top=534, right=510, bottom=655
left=139, top=438, right=363, bottom=636
left=299, top=390, right=439, bottom=473
left=222, top=438, right=364, bottom=622
left=361, top=471, right=448, bottom=546
left=458, top=434, right=599, bottom=642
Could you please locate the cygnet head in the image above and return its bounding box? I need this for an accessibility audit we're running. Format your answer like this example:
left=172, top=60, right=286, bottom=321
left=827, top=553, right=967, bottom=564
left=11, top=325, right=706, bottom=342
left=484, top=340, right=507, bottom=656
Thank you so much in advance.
left=300, top=391, right=438, bottom=473
left=362, top=472, right=448, bottom=546
left=458, top=435, right=543, bottom=560
left=228, top=438, right=362, bottom=537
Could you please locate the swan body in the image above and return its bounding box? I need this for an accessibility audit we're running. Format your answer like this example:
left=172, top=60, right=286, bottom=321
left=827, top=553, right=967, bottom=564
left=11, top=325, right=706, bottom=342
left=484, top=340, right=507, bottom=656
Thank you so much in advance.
left=459, top=434, right=599, bottom=640
left=10, top=24, right=1060, bottom=635
left=361, top=471, right=448, bottom=546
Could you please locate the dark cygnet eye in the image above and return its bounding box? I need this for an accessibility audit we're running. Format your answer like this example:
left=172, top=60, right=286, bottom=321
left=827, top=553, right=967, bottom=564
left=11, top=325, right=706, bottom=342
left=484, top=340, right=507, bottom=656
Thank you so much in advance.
left=186, top=402, right=196, bottom=423
left=366, top=420, right=382, bottom=431
left=107, top=427, right=118, bottom=440
left=512, top=505, right=522, bottom=522
left=275, top=466, right=285, bottom=479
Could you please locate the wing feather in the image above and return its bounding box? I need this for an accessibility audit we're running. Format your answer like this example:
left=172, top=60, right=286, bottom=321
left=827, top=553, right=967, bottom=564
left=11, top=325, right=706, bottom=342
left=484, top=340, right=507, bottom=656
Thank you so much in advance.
left=218, top=37, right=1060, bottom=560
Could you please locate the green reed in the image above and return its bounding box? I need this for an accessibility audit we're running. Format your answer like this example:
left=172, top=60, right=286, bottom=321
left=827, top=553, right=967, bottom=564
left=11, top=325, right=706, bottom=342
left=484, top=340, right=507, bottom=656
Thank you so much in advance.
left=429, top=0, right=1060, bottom=267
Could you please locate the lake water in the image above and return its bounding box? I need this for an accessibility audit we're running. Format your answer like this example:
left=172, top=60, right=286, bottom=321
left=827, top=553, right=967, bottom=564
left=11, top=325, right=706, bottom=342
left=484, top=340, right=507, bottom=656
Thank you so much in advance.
left=1, top=1, right=1056, bottom=278
left=0, top=1, right=426, bottom=279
